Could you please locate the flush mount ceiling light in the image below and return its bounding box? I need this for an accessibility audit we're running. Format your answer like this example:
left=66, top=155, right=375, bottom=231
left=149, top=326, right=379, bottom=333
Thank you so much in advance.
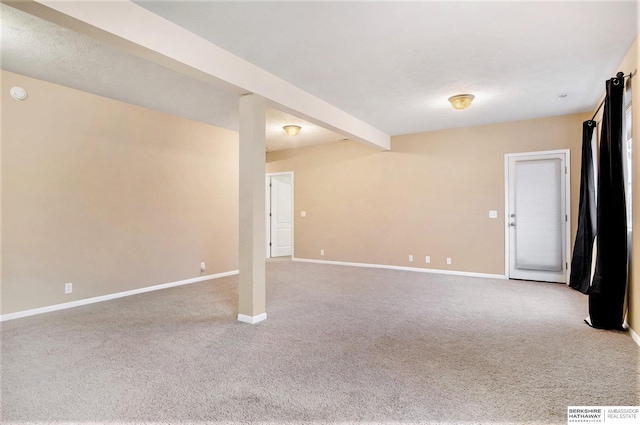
left=283, top=125, right=301, bottom=136
left=448, top=94, right=475, bottom=110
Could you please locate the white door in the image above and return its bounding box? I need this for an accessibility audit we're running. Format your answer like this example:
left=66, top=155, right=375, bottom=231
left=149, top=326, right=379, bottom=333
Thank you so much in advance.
left=266, top=173, right=293, bottom=257
left=506, top=152, right=569, bottom=283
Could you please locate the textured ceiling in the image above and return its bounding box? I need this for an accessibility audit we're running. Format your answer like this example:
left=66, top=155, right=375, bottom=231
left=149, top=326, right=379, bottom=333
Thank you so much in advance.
left=266, top=108, right=348, bottom=152
left=0, top=2, right=349, bottom=151
left=0, top=3, right=243, bottom=130
left=2, top=1, right=639, bottom=149
left=134, top=0, right=638, bottom=135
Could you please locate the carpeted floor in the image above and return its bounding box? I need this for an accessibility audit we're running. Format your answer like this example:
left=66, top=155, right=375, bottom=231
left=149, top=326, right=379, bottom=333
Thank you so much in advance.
left=1, top=260, right=638, bottom=424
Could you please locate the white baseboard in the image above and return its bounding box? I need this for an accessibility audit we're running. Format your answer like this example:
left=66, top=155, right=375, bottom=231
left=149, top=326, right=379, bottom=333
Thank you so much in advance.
left=292, top=257, right=506, bottom=280
left=630, top=326, right=640, bottom=347
left=0, top=270, right=239, bottom=322
left=237, top=313, right=267, bottom=324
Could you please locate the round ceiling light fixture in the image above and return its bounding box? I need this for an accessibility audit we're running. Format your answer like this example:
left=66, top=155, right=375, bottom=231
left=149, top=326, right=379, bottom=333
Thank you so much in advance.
left=10, top=86, right=28, bottom=101
left=448, top=94, right=475, bottom=110
left=283, top=125, right=301, bottom=136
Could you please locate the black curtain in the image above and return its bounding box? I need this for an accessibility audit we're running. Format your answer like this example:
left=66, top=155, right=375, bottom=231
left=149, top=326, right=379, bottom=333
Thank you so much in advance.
left=569, top=121, right=597, bottom=294
left=589, top=74, right=628, bottom=330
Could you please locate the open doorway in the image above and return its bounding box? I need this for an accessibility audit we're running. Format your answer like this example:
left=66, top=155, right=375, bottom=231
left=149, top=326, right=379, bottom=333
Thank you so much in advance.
left=266, top=172, right=294, bottom=258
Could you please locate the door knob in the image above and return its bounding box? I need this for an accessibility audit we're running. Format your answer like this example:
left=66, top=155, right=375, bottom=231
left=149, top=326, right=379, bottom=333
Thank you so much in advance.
left=509, top=222, right=516, bottom=226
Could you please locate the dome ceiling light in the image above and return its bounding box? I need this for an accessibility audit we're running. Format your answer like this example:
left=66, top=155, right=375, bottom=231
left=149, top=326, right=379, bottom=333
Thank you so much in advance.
left=283, top=125, right=301, bottom=136
left=448, top=94, right=475, bottom=110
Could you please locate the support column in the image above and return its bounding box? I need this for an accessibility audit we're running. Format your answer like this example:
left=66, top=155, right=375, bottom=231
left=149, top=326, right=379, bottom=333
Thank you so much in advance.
left=238, top=94, right=267, bottom=324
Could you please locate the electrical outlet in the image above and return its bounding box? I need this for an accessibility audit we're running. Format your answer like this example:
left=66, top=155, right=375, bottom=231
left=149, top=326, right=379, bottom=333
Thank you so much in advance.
left=446, top=258, right=452, bottom=265
left=200, top=262, right=206, bottom=272
left=320, top=249, right=324, bottom=256
left=65, top=283, right=73, bottom=294
left=409, top=255, right=413, bottom=262
left=301, top=211, right=306, bottom=217
left=425, top=256, right=430, bottom=264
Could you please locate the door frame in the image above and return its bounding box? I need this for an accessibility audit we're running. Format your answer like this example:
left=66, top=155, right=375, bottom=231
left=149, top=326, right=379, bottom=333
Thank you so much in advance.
left=504, top=149, right=571, bottom=282
left=266, top=171, right=294, bottom=259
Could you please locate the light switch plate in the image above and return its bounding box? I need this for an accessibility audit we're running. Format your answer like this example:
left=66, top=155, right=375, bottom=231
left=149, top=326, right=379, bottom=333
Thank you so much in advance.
left=489, top=210, right=498, bottom=218
left=301, top=211, right=306, bottom=217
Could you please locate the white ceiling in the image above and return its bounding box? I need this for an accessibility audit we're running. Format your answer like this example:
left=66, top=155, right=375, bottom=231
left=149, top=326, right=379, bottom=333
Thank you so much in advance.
left=2, top=1, right=639, bottom=149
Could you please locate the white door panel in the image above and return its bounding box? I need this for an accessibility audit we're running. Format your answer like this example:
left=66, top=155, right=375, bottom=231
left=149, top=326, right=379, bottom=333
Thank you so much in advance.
left=276, top=228, right=292, bottom=246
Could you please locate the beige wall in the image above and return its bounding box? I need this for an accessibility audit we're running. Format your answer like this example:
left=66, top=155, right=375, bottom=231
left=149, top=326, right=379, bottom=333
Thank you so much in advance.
left=1, top=70, right=239, bottom=315
left=267, top=112, right=587, bottom=275
left=3, top=36, right=638, bottom=334
left=268, top=35, right=640, bottom=337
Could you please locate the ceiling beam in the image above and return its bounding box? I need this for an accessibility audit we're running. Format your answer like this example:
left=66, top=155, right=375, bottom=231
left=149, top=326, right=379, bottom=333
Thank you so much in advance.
left=24, top=0, right=390, bottom=150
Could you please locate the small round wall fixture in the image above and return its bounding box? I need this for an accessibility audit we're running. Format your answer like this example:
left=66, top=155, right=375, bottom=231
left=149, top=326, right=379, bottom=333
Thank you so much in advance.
left=10, top=86, right=28, bottom=101
left=283, top=125, right=301, bottom=136
left=448, top=94, right=475, bottom=110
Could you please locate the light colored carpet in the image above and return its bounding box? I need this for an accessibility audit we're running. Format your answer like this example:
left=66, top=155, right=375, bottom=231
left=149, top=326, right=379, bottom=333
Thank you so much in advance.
left=1, top=260, right=638, bottom=424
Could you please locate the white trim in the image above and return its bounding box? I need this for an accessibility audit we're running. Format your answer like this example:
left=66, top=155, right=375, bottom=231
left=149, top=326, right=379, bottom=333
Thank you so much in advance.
left=237, top=313, right=267, bottom=324
left=0, top=270, right=239, bottom=322
left=565, top=150, right=572, bottom=282
left=266, top=172, right=295, bottom=177
left=629, top=327, right=640, bottom=347
left=504, top=149, right=571, bottom=283
left=504, top=149, right=571, bottom=158
left=292, top=258, right=506, bottom=280
left=504, top=155, right=510, bottom=279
